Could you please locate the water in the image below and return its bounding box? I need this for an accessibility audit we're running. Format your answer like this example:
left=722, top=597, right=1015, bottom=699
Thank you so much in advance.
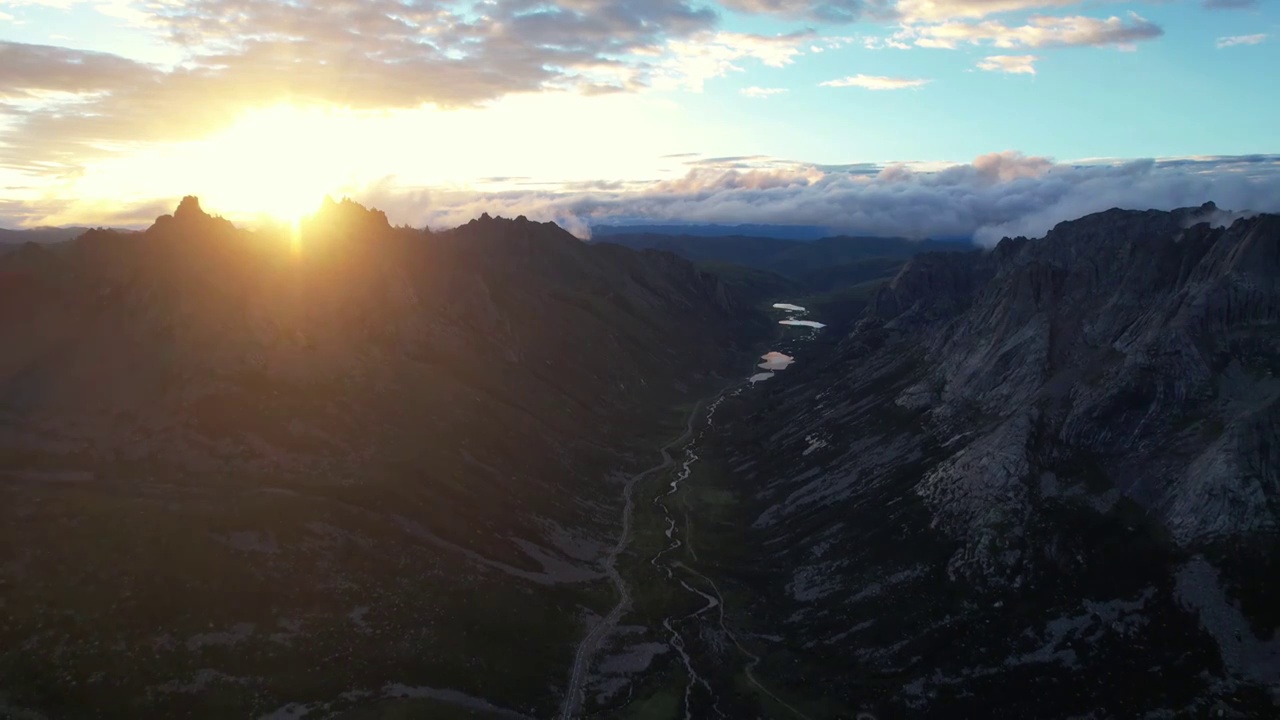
left=757, top=352, right=794, bottom=371
left=772, top=303, right=806, bottom=312
left=780, top=319, right=826, bottom=329
left=748, top=372, right=774, bottom=384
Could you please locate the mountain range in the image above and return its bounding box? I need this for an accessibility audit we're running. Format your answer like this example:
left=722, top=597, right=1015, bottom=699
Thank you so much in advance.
left=0, top=198, right=1276, bottom=718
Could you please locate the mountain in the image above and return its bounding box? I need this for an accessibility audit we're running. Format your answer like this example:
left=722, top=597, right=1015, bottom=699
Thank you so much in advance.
left=591, top=223, right=835, bottom=241
left=594, top=232, right=968, bottom=277
left=0, top=226, right=130, bottom=245
left=0, top=196, right=769, bottom=718
left=4, top=197, right=1277, bottom=719
left=659, top=202, right=1280, bottom=718
left=597, top=232, right=974, bottom=334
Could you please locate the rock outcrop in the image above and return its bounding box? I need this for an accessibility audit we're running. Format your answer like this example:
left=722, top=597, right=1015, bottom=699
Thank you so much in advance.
left=711, top=204, right=1280, bottom=718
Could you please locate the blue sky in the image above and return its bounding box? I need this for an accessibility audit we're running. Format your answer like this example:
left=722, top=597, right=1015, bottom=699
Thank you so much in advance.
left=1, top=0, right=1277, bottom=235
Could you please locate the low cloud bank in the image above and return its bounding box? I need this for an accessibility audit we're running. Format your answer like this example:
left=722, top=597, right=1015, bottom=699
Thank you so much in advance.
left=355, top=152, right=1280, bottom=246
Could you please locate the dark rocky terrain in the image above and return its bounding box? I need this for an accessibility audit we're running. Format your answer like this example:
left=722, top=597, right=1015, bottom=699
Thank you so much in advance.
left=594, top=233, right=972, bottom=336
left=624, top=202, right=1278, bottom=719
left=2, top=199, right=1277, bottom=719
left=0, top=197, right=765, bottom=718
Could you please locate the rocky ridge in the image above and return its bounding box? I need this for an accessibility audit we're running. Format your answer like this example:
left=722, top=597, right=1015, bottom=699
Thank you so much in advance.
left=0, top=197, right=762, bottom=718
left=706, top=203, right=1279, bottom=717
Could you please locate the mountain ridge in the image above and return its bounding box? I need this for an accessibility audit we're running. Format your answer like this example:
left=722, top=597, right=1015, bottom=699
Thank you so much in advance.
left=682, top=202, right=1280, bottom=717
left=0, top=196, right=769, bottom=718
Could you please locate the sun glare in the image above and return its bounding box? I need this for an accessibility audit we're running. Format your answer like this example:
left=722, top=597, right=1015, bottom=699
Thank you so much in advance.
left=51, top=93, right=688, bottom=229
left=70, top=104, right=371, bottom=225
left=195, top=105, right=349, bottom=223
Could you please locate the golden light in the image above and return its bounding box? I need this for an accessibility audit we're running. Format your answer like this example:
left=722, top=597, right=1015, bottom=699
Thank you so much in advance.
left=71, top=104, right=369, bottom=225
left=180, top=105, right=361, bottom=223
left=37, top=92, right=702, bottom=229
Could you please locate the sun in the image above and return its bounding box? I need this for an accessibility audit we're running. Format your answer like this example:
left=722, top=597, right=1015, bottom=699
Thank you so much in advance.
left=194, top=105, right=349, bottom=223
left=70, top=104, right=363, bottom=226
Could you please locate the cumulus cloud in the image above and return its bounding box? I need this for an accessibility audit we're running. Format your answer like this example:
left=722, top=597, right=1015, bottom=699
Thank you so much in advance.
left=820, top=74, right=932, bottom=89
left=10, top=153, right=1279, bottom=244
left=1216, top=34, right=1267, bottom=48
left=717, top=0, right=894, bottom=22
left=976, top=54, right=1040, bottom=74
left=656, top=30, right=828, bottom=91
left=0, top=41, right=156, bottom=97
left=900, top=13, right=1164, bottom=49
left=0, top=0, right=798, bottom=174
left=317, top=153, right=1280, bottom=247
left=741, top=86, right=790, bottom=97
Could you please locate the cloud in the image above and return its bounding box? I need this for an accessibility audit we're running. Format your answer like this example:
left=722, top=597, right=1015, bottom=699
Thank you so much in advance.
left=900, top=13, right=1164, bottom=50
left=894, top=0, right=1084, bottom=22
left=404, top=153, right=1280, bottom=245
left=976, top=54, right=1039, bottom=74
left=717, top=0, right=894, bottom=22
left=655, top=30, right=825, bottom=91
left=0, top=41, right=156, bottom=97
left=820, top=74, right=932, bottom=89
left=0, top=3, right=862, bottom=174
left=1216, top=33, right=1267, bottom=48
left=3, top=1, right=795, bottom=173
left=1202, top=0, right=1257, bottom=8
left=10, top=154, right=1280, bottom=246
left=741, top=86, right=789, bottom=97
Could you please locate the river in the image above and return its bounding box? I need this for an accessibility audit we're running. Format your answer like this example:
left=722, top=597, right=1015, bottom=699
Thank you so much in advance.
left=559, top=302, right=823, bottom=718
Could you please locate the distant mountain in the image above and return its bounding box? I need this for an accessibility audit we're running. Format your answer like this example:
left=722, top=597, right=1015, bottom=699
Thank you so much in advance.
left=597, top=233, right=968, bottom=276
left=591, top=223, right=835, bottom=241
left=692, top=202, right=1280, bottom=718
left=0, top=196, right=770, bottom=718
left=0, top=225, right=129, bottom=244
left=597, top=232, right=974, bottom=331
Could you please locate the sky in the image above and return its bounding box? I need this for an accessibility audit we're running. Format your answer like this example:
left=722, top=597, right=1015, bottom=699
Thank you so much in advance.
left=1, top=0, right=1278, bottom=242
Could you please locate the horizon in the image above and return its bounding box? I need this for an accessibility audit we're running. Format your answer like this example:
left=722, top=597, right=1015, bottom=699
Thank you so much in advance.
left=3, top=1, right=1279, bottom=242
left=0, top=194, right=1266, bottom=247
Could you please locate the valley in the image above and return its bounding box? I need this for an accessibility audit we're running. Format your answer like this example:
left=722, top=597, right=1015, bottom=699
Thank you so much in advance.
left=569, top=304, right=837, bottom=719
left=2, top=201, right=1278, bottom=719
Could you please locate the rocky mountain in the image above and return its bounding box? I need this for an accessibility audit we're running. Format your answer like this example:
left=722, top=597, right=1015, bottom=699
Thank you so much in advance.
left=682, top=202, right=1279, bottom=718
left=595, top=232, right=966, bottom=282
left=595, top=233, right=972, bottom=337
left=0, top=197, right=766, bottom=718
left=591, top=224, right=835, bottom=241
left=4, top=198, right=1277, bottom=719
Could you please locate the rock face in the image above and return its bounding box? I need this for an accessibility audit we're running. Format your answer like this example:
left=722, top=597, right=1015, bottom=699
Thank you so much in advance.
left=0, top=199, right=763, bottom=717
left=711, top=204, right=1279, bottom=717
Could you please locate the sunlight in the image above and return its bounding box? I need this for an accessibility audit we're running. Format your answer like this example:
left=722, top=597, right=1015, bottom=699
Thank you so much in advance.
left=71, top=104, right=367, bottom=225
left=187, top=105, right=347, bottom=223
left=35, top=92, right=694, bottom=228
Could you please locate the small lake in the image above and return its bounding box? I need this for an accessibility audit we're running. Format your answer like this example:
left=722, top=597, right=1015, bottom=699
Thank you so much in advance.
left=750, top=302, right=822, bottom=382
left=758, top=352, right=795, bottom=371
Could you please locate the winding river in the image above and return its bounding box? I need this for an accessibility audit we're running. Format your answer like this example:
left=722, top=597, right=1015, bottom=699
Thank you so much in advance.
left=560, top=302, right=822, bottom=718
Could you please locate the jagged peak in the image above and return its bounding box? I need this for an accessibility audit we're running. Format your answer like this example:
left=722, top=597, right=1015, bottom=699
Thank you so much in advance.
left=305, top=196, right=391, bottom=234
left=146, top=194, right=235, bottom=236
left=173, top=195, right=207, bottom=222
left=463, top=212, right=561, bottom=232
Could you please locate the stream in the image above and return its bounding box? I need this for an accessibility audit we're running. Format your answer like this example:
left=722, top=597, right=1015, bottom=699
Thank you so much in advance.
left=561, top=302, right=821, bottom=719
